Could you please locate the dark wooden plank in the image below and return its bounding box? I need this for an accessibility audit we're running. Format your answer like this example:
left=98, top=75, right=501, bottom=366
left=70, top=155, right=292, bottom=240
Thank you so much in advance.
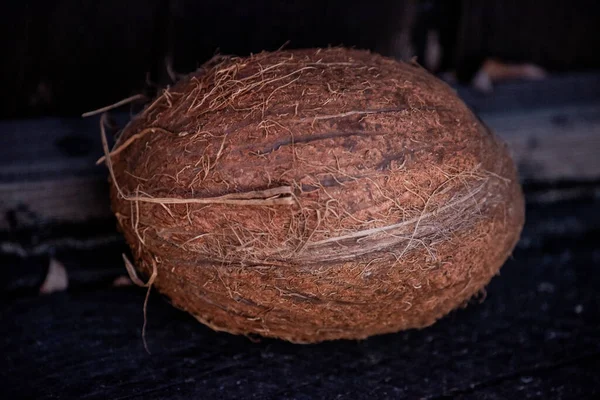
left=0, top=178, right=113, bottom=230
left=0, top=114, right=130, bottom=182
left=455, top=72, right=600, bottom=113
left=1, top=198, right=598, bottom=399
left=483, top=104, right=600, bottom=181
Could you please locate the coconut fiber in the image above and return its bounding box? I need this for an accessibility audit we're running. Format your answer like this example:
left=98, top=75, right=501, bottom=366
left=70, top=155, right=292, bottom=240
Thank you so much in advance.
left=103, top=48, right=524, bottom=343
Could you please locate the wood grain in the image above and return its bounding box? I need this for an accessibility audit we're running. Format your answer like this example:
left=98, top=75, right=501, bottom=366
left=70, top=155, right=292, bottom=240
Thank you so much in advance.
left=1, top=198, right=599, bottom=398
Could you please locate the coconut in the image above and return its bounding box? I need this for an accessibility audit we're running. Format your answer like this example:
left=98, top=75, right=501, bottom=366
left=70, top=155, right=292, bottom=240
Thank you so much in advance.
left=102, top=48, right=524, bottom=343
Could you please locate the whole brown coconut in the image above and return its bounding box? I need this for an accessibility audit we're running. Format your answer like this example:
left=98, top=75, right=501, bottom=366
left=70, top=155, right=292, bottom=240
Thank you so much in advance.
left=103, top=48, right=524, bottom=343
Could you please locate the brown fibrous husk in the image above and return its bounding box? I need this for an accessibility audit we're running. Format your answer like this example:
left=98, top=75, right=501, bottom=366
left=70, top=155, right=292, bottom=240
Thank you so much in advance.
left=105, top=48, right=524, bottom=343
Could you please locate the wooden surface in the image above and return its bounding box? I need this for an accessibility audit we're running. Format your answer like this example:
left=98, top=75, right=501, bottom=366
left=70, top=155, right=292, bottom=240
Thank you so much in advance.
left=1, top=198, right=599, bottom=399
left=1, top=74, right=599, bottom=398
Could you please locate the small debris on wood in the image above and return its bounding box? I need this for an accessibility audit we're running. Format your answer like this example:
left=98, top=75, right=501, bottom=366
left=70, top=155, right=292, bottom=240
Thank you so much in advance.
left=113, top=275, right=133, bottom=287
left=39, top=258, right=69, bottom=295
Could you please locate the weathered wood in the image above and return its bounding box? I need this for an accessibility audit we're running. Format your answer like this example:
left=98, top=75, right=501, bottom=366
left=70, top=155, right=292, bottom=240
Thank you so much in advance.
left=1, top=198, right=598, bottom=398
left=0, top=177, right=112, bottom=231
left=456, top=72, right=600, bottom=113
left=484, top=104, right=600, bottom=181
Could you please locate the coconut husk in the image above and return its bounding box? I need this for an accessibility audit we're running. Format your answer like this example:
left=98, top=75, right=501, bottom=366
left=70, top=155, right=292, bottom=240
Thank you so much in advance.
left=103, top=48, right=524, bottom=343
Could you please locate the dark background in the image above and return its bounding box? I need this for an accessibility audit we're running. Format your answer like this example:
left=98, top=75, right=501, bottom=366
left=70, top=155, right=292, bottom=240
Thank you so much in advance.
left=1, top=1, right=600, bottom=399
left=2, top=0, right=600, bottom=118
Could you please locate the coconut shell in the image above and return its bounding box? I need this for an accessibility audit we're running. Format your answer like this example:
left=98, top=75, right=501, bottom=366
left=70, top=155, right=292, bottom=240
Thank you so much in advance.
left=105, top=48, right=524, bottom=343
